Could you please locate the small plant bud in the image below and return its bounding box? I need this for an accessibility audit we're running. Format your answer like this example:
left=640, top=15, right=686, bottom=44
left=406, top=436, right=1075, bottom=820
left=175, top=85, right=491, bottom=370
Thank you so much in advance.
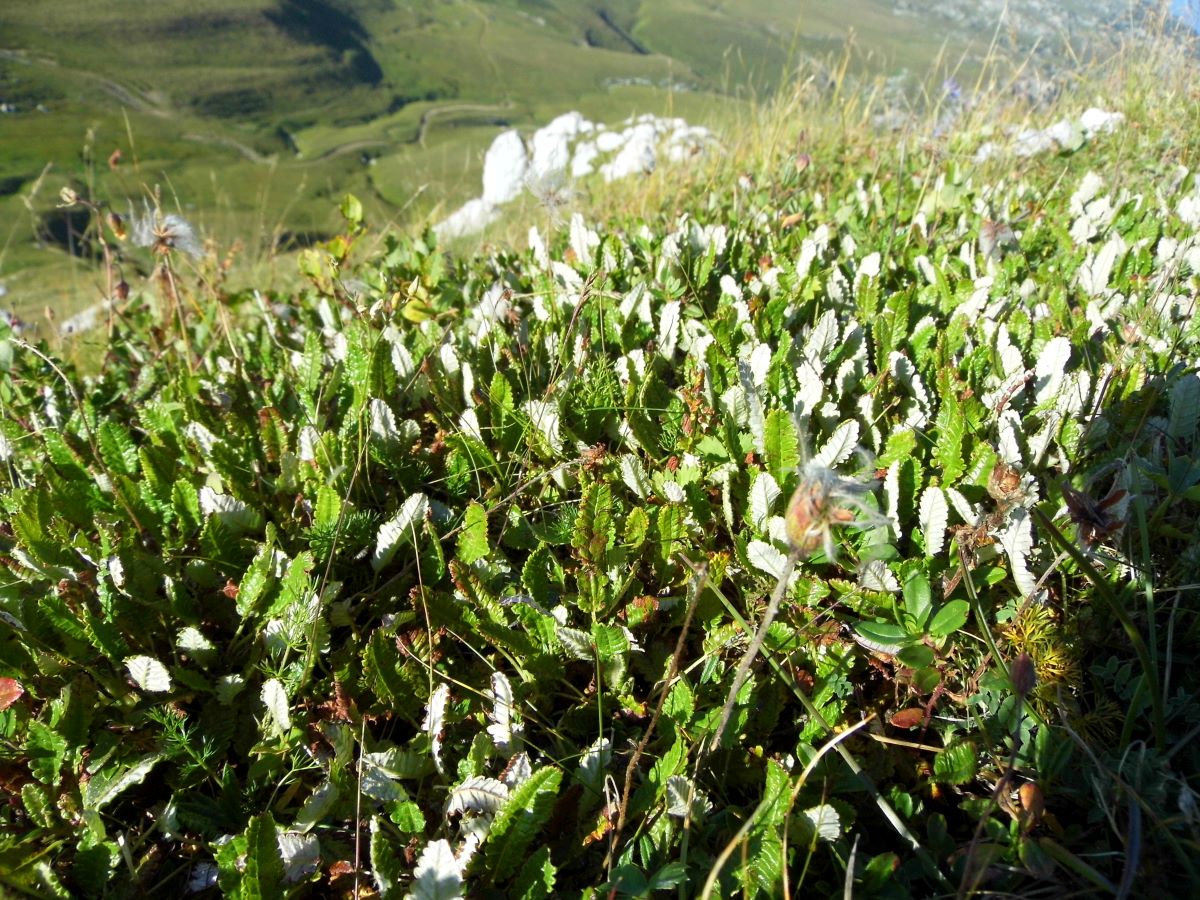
left=59, top=186, right=79, bottom=207
left=1018, top=781, right=1045, bottom=830
left=108, top=212, right=127, bottom=240
left=114, top=280, right=130, bottom=301
left=1011, top=651, right=1036, bottom=696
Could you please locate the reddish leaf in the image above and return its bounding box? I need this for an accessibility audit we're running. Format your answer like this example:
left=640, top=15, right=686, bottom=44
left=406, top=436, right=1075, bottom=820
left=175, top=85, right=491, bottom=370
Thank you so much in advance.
left=0, top=678, right=24, bottom=711
left=889, top=708, right=926, bottom=729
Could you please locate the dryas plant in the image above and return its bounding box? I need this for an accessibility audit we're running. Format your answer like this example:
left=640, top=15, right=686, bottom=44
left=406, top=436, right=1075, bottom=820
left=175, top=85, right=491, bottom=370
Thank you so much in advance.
left=1, top=24, right=1200, bottom=898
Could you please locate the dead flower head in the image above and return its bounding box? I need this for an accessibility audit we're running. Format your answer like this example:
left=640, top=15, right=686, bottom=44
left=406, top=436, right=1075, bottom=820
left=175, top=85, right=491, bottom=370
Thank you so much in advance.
left=784, top=462, right=885, bottom=561
left=129, top=202, right=203, bottom=258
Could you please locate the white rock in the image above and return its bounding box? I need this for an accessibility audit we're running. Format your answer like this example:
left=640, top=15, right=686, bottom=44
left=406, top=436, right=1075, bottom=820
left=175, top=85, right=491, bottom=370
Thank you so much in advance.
left=530, top=112, right=589, bottom=180
left=482, top=130, right=528, bottom=205
left=571, top=141, right=599, bottom=178
left=595, top=130, right=626, bottom=152
left=434, top=197, right=499, bottom=240
left=601, top=123, right=658, bottom=181
left=1080, top=107, right=1124, bottom=134
left=436, top=110, right=717, bottom=237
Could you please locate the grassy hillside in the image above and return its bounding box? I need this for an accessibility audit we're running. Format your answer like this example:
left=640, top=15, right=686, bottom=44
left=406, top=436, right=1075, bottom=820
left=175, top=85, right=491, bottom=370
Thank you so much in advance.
left=0, top=0, right=1146, bottom=328
left=1, top=11, right=1198, bottom=897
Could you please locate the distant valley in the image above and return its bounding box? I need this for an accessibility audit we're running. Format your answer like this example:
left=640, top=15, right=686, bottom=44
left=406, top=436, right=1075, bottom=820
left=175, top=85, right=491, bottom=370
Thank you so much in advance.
left=0, top=0, right=1157, bottom=323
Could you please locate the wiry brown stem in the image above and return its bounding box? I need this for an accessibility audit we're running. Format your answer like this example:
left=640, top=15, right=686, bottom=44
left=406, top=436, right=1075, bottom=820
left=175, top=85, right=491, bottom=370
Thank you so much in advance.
left=706, top=546, right=803, bottom=757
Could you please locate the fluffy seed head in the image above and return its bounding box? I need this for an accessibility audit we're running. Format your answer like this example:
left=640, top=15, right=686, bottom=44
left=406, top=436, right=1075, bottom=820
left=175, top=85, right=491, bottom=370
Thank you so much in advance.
left=784, top=463, right=884, bottom=561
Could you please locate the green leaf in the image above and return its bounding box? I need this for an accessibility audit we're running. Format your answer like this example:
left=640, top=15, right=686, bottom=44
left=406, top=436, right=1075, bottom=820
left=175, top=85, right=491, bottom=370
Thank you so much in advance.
left=456, top=500, right=489, bottom=565
left=933, top=395, right=965, bottom=483
left=236, top=545, right=275, bottom=620
left=25, top=721, right=68, bottom=786
left=852, top=621, right=913, bottom=656
left=313, top=485, right=341, bottom=530
left=389, top=801, right=426, bottom=833
left=511, top=846, right=556, bottom=900
left=763, top=408, right=799, bottom=483
left=653, top=504, right=684, bottom=575
left=663, top=678, right=694, bottom=725
left=897, top=644, right=935, bottom=669
left=624, top=505, right=649, bottom=551
left=83, top=753, right=164, bottom=812
left=340, top=192, right=363, bottom=228
left=370, top=817, right=407, bottom=898
left=902, top=569, right=933, bottom=632
left=484, top=765, right=563, bottom=883
left=245, top=813, right=285, bottom=900
left=97, top=420, right=139, bottom=476
left=571, top=481, right=614, bottom=568
left=928, top=600, right=970, bottom=638
left=933, top=741, right=977, bottom=784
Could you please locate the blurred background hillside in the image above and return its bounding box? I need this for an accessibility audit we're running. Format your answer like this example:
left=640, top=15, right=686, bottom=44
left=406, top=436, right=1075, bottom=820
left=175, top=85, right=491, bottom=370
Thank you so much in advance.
left=0, top=0, right=1183, bottom=329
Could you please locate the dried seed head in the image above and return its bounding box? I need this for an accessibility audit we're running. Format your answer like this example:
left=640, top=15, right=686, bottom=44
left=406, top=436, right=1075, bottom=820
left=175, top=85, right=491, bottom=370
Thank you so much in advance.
left=987, top=461, right=1024, bottom=507
left=784, top=463, right=883, bottom=561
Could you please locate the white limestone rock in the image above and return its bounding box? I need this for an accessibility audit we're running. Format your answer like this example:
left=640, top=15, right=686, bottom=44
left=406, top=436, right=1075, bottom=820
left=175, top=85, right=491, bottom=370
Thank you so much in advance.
left=482, top=130, right=528, bottom=206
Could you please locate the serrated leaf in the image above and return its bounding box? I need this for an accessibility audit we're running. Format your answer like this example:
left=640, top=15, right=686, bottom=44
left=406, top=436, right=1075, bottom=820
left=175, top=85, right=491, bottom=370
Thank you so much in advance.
left=918, top=486, right=949, bottom=557
left=524, top=400, right=562, bottom=454
left=1034, top=336, right=1072, bottom=404
left=409, top=839, right=463, bottom=900
left=294, top=780, right=340, bottom=833
left=663, top=679, right=694, bottom=724
left=373, top=493, right=429, bottom=572
left=665, top=775, right=709, bottom=819
left=261, top=678, right=291, bottom=734
left=390, top=801, right=427, bottom=833
left=236, top=545, right=274, bottom=619
left=933, top=741, right=978, bottom=784
left=557, top=626, right=593, bottom=660
left=277, top=831, right=319, bottom=883
left=763, top=409, right=800, bottom=483
left=242, top=812, right=285, bottom=900
left=97, top=420, right=139, bottom=476
left=0, top=677, right=24, bottom=711
left=484, top=766, right=562, bottom=882
left=802, top=803, right=842, bottom=841
left=657, top=299, right=681, bottom=359
left=747, top=540, right=787, bottom=579
left=486, top=671, right=521, bottom=753
left=125, top=655, right=172, bottom=693
left=572, top=481, right=614, bottom=567
left=371, top=818, right=406, bottom=897
left=456, top=501, right=489, bottom=565
left=813, top=420, right=860, bottom=468
left=747, top=471, right=780, bottom=532
left=511, top=846, right=556, bottom=900
left=934, top=397, right=965, bottom=483
left=619, top=454, right=651, bottom=499
left=198, top=486, right=264, bottom=534
left=424, top=683, right=450, bottom=775
left=446, top=776, right=509, bottom=815
left=83, top=753, right=163, bottom=812
left=998, top=507, right=1038, bottom=598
